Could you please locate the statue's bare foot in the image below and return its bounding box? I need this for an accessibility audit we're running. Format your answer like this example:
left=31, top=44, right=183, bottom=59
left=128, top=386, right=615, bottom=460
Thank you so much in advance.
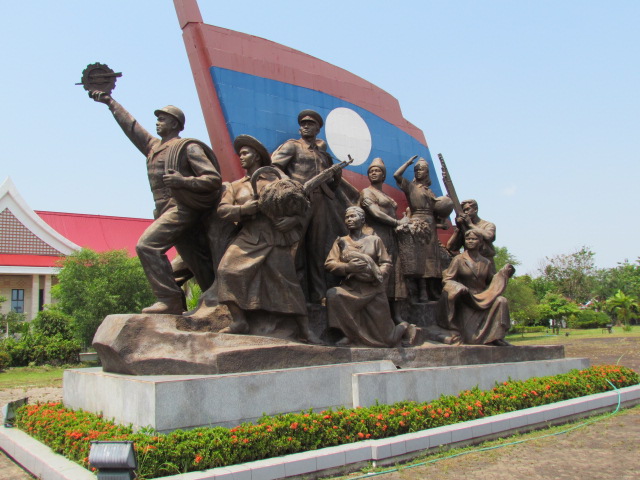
left=491, top=339, right=511, bottom=347
left=335, top=337, right=352, bottom=347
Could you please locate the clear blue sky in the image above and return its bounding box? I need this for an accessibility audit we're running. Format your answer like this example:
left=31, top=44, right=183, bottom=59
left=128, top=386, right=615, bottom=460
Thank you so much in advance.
left=2, top=1, right=638, bottom=275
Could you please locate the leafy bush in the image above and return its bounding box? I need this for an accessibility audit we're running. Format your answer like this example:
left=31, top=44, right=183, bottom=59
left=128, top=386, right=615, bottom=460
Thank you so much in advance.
left=0, top=348, right=10, bottom=371
left=1, top=332, right=80, bottom=367
left=52, top=249, right=155, bottom=348
left=16, top=365, right=639, bottom=479
left=567, top=309, right=611, bottom=329
left=31, top=309, right=75, bottom=340
left=509, top=325, right=546, bottom=334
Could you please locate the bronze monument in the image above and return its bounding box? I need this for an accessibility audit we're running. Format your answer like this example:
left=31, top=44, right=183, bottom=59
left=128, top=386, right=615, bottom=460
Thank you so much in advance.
left=271, top=110, right=356, bottom=303
left=436, top=229, right=514, bottom=345
left=359, top=158, right=409, bottom=324
left=88, top=90, right=222, bottom=315
left=325, top=207, right=416, bottom=347
left=393, top=156, right=452, bottom=303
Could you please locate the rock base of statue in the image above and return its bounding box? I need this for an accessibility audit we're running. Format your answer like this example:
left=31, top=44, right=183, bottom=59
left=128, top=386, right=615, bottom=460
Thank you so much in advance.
left=93, top=314, right=563, bottom=376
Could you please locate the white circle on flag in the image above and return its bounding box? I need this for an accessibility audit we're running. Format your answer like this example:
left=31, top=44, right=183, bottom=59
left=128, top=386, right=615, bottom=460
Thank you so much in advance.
left=325, top=107, right=372, bottom=166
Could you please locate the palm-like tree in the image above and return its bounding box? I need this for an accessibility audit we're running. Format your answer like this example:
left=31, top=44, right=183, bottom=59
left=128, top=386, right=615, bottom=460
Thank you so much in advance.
left=605, top=290, right=639, bottom=326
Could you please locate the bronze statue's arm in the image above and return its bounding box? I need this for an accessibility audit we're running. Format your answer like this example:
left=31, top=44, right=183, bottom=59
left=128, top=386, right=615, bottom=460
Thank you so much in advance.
left=393, top=155, right=418, bottom=185
left=375, top=237, right=393, bottom=278
left=89, top=92, right=155, bottom=156
left=360, top=195, right=399, bottom=227
left=180, top=143, right=222, bottom=192
left=216, top=183, right=244, bottom=223
left=473, top=221, right=496, bottom=244
left=324, top=239, right=349, bottom=277
left=270, top=141, right=296, bottom=172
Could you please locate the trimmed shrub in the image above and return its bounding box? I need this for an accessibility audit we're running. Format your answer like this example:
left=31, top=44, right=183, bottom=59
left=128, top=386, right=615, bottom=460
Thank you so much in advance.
left=1, top=332, right=80, bottom=367
left=0, top=348, right=10, bottom=371
left=568, top=310, right=611, bottom=329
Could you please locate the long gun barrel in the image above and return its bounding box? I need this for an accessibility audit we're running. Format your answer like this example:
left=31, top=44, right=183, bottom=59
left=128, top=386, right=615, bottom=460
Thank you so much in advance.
left=438, top=153, right=464, bottom=217
left=302, top=154, right=354, bottom=196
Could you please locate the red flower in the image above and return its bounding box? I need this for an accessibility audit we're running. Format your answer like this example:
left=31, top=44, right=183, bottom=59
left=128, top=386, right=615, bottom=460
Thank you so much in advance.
left=194, top=455, right=203, bottom=464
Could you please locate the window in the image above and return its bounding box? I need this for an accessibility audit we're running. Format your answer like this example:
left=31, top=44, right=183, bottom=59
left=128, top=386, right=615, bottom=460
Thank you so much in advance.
left=11, top=289, right=24, bottom=313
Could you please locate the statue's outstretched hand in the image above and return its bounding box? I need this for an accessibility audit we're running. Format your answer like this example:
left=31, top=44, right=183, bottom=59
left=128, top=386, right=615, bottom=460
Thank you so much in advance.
left=88, top=90, right=112, bottom=105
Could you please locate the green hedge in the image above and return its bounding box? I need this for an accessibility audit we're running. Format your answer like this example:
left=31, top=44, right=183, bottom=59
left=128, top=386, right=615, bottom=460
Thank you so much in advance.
left=509, top=325, right=547, bottom=334
left=1, top=333, right=81, bottom=367
left=568, top=310, right=611, bottom=329
left=16, top=365, right=638, bottom=479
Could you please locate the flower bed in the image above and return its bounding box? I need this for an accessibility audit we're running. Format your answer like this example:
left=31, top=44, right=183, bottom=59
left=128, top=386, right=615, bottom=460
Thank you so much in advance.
left=15, top=365, right=639, bottom=479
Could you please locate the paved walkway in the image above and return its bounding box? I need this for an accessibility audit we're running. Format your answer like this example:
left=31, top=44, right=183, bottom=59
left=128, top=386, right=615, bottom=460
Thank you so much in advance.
left=336, top=405, right=640, bottom=480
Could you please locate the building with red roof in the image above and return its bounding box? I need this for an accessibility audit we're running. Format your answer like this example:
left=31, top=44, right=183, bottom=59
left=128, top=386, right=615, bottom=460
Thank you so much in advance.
left=0, top=177, right=154, bottom=320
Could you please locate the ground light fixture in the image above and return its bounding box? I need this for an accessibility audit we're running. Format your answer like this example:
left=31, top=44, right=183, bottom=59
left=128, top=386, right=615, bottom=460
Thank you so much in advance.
left=89, top=440, right=137, bottom=479
left=1, top=397, right=28, bottom=427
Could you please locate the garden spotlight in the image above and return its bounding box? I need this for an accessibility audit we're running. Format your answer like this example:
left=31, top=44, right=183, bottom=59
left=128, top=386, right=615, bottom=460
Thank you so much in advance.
left=89, top=441, right=137, bottom=479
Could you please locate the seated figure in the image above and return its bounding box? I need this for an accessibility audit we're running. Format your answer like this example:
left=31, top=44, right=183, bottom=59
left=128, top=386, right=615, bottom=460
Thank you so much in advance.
left=325, top=207, right=414, bottom=347
left=436, top=229, right=515, bottom=346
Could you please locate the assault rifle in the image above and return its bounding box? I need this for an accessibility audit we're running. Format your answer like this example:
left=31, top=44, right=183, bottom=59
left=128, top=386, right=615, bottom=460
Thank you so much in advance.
left=438, top=153, right=464, bottom=217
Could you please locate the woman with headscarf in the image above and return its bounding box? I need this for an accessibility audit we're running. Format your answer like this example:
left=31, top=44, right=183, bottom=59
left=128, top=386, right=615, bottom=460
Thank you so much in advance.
left=214, top=135, right=318, bottom=343
left=394, top=155, right=446, bottom=302
left=325, top=207, right=414, bottom=347
left=436, top=229, right=515, bottom=345
left=359, top=158, right=409, bottom=324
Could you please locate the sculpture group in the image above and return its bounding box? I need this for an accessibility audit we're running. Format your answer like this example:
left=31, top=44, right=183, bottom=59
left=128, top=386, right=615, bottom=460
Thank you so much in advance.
left=88, top=88, right=514, bottom=349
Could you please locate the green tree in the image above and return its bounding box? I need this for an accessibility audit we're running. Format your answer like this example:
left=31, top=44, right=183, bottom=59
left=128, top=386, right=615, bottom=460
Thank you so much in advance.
left=493, top=245, right=520, bottom=272
left=538, top=246, right=597, bottom=304
left=593, top=258, right=640, bottom=300
left=538, top=292, right=580, bottom=324
left=605, top=290, right=639, bottom=326
left=51, top=249, right=155, bottom=348
left=503, top=275, right=541, bottom=326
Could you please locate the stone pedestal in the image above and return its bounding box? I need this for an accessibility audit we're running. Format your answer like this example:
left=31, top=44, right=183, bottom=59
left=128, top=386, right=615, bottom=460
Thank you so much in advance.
left=64, top=357, right=587, bottom=433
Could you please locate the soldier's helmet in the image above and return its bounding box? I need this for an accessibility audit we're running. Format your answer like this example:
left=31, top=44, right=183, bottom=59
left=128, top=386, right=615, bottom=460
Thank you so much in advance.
left=154, top=105, right=185, bottom=131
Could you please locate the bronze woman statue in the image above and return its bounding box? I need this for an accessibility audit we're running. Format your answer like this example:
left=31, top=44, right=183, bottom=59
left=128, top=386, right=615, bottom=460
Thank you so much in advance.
left=214, top=135, right=319, bottom=343
left=359, top=158, right=408, bottom=324
left=393, top=156, right=447, bottom=302
left=325, top=207, right=414, bottom=347
left=436, top=229, right=515, bottom=346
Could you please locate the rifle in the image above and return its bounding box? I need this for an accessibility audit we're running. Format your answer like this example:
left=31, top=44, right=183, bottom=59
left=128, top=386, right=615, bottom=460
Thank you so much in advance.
left=438, top=153, right=464, bottom=217
left=302, top=154, right=354, bottom=196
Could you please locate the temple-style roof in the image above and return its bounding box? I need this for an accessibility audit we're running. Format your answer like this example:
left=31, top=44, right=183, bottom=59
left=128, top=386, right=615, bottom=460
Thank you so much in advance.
left=0, top=178, right=153, bottom=271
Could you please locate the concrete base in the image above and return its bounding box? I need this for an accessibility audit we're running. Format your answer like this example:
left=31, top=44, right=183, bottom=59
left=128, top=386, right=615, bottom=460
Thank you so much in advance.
left=64, top=357, right=587, bottom=433
left=353, top=357, right=590, bottom=407
left=64, top=361, right=397, bottom=432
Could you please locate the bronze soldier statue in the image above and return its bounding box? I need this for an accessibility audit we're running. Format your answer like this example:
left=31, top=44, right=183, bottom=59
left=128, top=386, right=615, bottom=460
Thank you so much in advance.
left=88, top=91, right=222, bottom=314
left=446, top=199, right=497, bottom=272
left=272, top=110, right=353, bottom=303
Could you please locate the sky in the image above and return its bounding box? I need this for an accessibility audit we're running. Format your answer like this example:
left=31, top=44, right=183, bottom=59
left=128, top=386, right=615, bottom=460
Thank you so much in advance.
left=2, top=1, right=638, bottom=276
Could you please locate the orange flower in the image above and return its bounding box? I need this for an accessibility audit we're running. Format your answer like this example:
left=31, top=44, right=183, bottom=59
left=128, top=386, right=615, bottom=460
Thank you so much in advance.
left=194, top=455, right=203, bottom=464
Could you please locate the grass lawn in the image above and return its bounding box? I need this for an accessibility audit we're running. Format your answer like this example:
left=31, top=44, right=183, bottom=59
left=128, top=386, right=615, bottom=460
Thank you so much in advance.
left=0, top=365, right=81, bottom=390
left=506, top=325, right=640, bottom=345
